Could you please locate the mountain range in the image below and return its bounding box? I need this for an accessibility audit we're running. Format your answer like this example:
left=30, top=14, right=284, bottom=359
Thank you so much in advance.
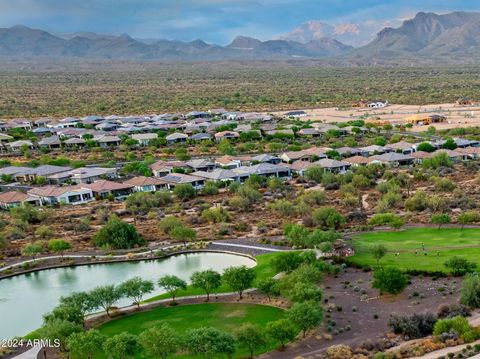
left=279, top=20, right=382, bottom=46
left=1, top=11, right=480, bottom=64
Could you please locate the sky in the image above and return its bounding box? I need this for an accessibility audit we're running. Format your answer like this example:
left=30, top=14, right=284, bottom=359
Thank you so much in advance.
left=0, top=0, right=480, bottom=44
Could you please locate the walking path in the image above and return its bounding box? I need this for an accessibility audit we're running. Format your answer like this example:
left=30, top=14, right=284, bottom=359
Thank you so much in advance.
left=210, top=241, right=286, bottom=252
left=9, top=346, right=41, bottom=359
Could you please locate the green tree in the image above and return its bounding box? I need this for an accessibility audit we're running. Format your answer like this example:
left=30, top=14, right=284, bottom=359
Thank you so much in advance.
left=103, top=332, right=140, bottom=359
left=89, top=285, right=122, bottom=316
left=43, top=304, right=84, bottom=326
left=39, top=318, right=82, bottom=352
left=158, top=275, right=187, bottom=304
left=372, top=267, right=407, bottom=295
left=173, top=183, right=196, bottom=200
left=369, top=213, right=404, bottom=230
left=461, top=274, right=480, bottom=308
left=458, top=211, right=480, bottom=230
left=201, top=181, right=219, bottom=195
left=444, top=257, right=477, bottom=276
left=416, top=142, right=436, bottom=152
left=21, top=242, right=43, bottom=261
left=66, top=329, right=104, bottom=359
left=170, top=225, right=196, bottom=246
left=235, top=323, right=267, bottom=358
left=59, top=291, right=94, bottom=327
left=312, top=207, right=345, bottom=230
left=35, top=225, right=54, bottom=239
left=287, top=282, right=323, bottom=303
left=305, top=165, right=323, bottom=183
left=271, top=251, right=305, bottom=273
left=125, top=192, right=154, bottom=225
left=223, top=265, right=256, bottom=299
left=117, top=277, right=154, bottom=309
left=190, top=270, right=222, bottom=301
left=10, top=204, right=46, bottom=224
left=431, top=213, right=451, bottom=229
left=256, top=278, right=280, bottom=301
left=138, top=324, right=181, bottom=359
left=370, top=244, right=388, bottom=266
left=158, top=216, right=183, bottom=234
left=266, top=319, right=298, bottom=348
left=443, top=138, right=458, bottom=150
left=288, top=301, right=324, bottom=337
left=48, top=239, right=72, bottom=258
left=185, top=327, right=236, bottom=358
left=93, top=215, right=143, bottom=249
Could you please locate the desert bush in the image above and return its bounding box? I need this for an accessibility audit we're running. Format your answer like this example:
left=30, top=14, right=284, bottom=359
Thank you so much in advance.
left=437, top=304, right=471, bottom=319
left=326, top=344, right=353, bottom=359
left=388, top=313, right=437, bottom=339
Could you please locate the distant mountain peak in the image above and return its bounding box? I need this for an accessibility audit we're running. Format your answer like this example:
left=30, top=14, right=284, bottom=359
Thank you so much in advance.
left=348, top=11, right=480, bottom=64
left=227, top=36, right=262, bottom=49
left=280, top=19, right=378, bottom=47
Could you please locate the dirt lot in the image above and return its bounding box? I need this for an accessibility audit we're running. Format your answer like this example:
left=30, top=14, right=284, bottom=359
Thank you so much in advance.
left=262, top=268, right=462, bottom=359
left=270, top=103, right=480, bottom=131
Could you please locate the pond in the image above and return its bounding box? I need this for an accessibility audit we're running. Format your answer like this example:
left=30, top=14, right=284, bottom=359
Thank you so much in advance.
left=0, top=252, right=256, bottom=339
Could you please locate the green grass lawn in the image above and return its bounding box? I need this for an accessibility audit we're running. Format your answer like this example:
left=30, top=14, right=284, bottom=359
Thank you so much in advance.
left=349, top=228, right=480, bottom=273
left=144, top=252, right=284, bottom=302
left=97, top=303, right=286, bottom=359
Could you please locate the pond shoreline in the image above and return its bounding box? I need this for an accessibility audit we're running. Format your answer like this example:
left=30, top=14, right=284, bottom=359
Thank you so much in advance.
left=0, top=248, right=258, bottom=281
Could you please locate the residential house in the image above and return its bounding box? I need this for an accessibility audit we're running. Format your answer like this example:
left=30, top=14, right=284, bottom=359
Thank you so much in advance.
left=359, top=145, right=388, bottom=156
left=288, top=160, right=314, bottom=176
left=9, top=140, right=34, bottom=152
left=166, top=133, right=188, bottom=144
left=233, top=163, right=291, bottom=181
left=95, top=122, right=120, bottom=131
left=433, top=149, right=465, bottom=162
left=131, top=133, right=158, bottom=146
left=214, top=131, right=240, bottom=142
left=0, top=133, right=13, bottom=143
left=296, top=128, right=321, bottom=137
left=83, top=180, right=133, bottom=200
left=161, top=173, right=205, bottom=190
left=0, top=166, right=31, bottom=180
left=48, top=167, right=117, bottom=185
left=284, top=110, right=307, bottom=118
left=32, top=127, right=54, bottom=136
left=315, top=158, right=351, bottom=174
left=191, top=169, right=239, bottom=182
left=186, top=159, right=216, bottom=172
left=28, top=185, right=94, bottom=205
left=215, top=155, right=242, bottom=169
left=150, top=161, right=187, bottom=177
left=405, top=114, right=446, bottom=126
left=385, top=141, right=415, bottom=154
left=189, top=133, right=212, bottom=142
left=97, top=135, right=121, bottom=148
left=455, top=147, right=480, bottom=159
left=336, top=147, right=369, bottom=158
left=13, top=165, right=72, bottom=183
left=38, top=135, right=62, bottom=150
left=0, top=191, right=40, bottom=209
left=410, top=151, right=431, bottom=164
left=344, top=155, right=372, bottom=167
left=251, top=154, right=281, bottom=164
left=123, top=176, right=167, bottom=192
left=63, top=137, right=86, bottom=148
left=370, top=152, right=414, bottom=167
left=264, top=129, right=295, bottom=137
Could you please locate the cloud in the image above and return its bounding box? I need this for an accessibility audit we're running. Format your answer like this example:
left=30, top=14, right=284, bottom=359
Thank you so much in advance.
left=0, top=0, right=478, bottom=43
